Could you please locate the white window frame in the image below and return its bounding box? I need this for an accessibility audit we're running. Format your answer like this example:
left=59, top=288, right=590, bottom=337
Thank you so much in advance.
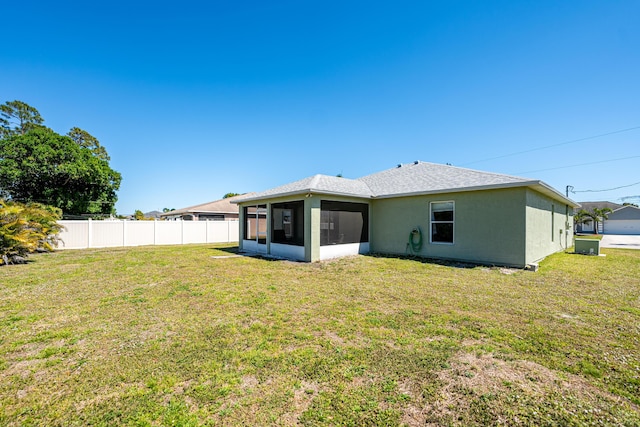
left=430, top=201, right=455, bottom=245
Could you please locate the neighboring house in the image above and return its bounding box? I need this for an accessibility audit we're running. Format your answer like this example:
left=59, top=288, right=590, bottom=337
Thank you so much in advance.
left=234, top=161, right=579, bottom=268
left=603, top=205, right=640, bottom=235
left=145, top=210, right=163, bottom=220
left=160, top=193, right=254, bottom=221
left=574, top=201, right=623, bottom=234
left=123, top=210, right=163, bottom=220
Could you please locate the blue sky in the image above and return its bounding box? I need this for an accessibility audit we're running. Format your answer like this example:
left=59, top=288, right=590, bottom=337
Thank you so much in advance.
left=2, top=1, right=639, bottom=214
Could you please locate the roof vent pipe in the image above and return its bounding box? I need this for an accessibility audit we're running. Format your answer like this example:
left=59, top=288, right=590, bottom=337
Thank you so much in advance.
left=397, top=164, right=402, bottom=168
left=414, top=160, right=419, bottom=164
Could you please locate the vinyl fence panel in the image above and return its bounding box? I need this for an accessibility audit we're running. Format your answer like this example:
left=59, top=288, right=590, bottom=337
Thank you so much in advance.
left=57, top=221, right=90, bottom=249
left=207, top=220, right=239, bottom=243
left=154, top=221, right=183, bottom=246
left=57, top=219, right=239, bottom=249
left=91, top=221, right=125, bottom=247
left=126, top=221, right=156, bottom=246
left=183, top=221, right=208, bottom=244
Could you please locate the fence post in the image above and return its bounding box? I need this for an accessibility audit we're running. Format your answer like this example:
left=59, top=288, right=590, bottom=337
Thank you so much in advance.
left=87, top=218, right=93, bottom=248
left=206, top=219, right=209, bottom=244
left=181, top=219, right=184, bottom=245
left=122, top=219, right=127, bottom=247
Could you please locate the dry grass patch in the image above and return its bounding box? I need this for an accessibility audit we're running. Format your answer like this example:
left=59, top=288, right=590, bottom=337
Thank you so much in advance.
left=420, top=348, right=638, bottom=426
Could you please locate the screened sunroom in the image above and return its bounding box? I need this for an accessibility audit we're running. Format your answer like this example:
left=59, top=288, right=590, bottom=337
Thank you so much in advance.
left=238, top=193, right=370, bottom=261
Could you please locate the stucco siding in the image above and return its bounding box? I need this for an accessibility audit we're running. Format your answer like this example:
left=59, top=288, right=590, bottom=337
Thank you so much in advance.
left=525, top=189, right=572, bottom=264
left=320, top=242, right=370, bottom=260
left=370, top=188, right=527, bottom=266
left=608, top=206, right=640, bottom=220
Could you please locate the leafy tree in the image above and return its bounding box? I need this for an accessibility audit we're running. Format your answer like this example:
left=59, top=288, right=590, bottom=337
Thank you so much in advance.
left=223, top=193, right=240, bottom=199
left=133, top=210, right=155, bottom=220
left=0, top=199, right=63, bottom=265
left=623, top=202, right=639, bottom=207
left=162, top=208, right=175, bottom=212
left=0, top=100, right=45, bottom=137
left=0, top=127, right=121, bottom=215
left=67, top=127, right=110, bottom=161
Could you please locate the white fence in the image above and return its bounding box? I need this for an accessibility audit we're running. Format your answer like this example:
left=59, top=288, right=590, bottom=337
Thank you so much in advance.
left=57, top=219, right=239, bottom=250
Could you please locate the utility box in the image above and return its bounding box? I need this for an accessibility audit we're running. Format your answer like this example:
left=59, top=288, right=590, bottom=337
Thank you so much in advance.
left=575, top=239, right=600, bottom=256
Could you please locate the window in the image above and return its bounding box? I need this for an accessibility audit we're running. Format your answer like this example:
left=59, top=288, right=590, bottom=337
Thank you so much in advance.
left=431, top=201, right=454, bottom=244
left=199, top=214, right=225, bottom=221
left=271, top=201, right=304, bottom=246
left=320, top=201, right=369, bottom=246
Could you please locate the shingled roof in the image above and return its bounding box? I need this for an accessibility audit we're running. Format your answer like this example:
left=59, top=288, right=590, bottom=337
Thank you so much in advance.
left=161, top=193, right=255, bottom=217
left=237, top=174, right=373, bottom=200
left=573, top=201, right=623, bottom=213
left=235, top=161, right=579, bottom=207
left=359, top=161, right=532, bottom=197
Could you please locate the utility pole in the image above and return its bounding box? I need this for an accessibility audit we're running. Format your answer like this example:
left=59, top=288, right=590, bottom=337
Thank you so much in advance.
left=566, top=185, right=574, bottom=198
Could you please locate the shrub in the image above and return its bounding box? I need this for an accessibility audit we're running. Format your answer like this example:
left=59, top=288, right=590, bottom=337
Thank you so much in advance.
left=0, top=200, right=63, bottom=265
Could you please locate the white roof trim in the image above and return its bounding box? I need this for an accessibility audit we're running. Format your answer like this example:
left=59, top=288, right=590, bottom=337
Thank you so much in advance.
left=235, top=189, right=371, bottom=204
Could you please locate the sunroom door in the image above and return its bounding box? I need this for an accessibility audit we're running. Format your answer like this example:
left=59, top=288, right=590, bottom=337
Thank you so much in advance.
left=256, top=205, right=267, bottom=253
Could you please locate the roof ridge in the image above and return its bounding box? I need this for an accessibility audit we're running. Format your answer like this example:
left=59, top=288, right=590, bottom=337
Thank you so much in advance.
left=360, top=161, right=530, bottom=181
left=308, top=174, right=322, bottom=189
left=354, top=175, right=377, bottom=196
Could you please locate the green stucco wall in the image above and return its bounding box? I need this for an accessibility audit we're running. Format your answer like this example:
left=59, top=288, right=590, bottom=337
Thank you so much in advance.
left=370, top=188, right=528, bottom=267
left=524, top=189, right=572, bottom=264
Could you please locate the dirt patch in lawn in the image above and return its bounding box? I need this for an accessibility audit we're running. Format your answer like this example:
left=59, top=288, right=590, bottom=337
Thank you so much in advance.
left=410, top=350, right=638, bottom=426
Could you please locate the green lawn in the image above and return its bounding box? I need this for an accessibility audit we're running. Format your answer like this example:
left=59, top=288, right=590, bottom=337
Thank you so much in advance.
left=574, top=234, right=604, bottom=240
left=1, top=244, right=639, bottom=426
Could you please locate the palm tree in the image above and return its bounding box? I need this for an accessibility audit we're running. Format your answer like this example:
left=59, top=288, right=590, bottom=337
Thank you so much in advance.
left=586, top=207, right=613, bottom=235
left=574, top=209, right=592, bottom=233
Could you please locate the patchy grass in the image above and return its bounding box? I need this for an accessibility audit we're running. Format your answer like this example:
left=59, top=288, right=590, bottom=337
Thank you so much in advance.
left=0, top=244, right=638, bottom=426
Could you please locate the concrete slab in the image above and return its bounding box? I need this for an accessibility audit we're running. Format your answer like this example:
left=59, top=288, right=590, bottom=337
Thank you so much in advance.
left=600, top=234, right=640, bottom=249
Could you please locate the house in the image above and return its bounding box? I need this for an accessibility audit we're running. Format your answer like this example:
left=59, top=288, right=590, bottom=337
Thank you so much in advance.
left=123, top=210, right=163, bottom=220
left=144, top=210, right=163, bottom=220
left=604, top=204, right=640, bottom=234
left=234, top=161, right=579, bottom=268
left=574, top=201, right=622, bottom=234
left=160, top=193, right=254, bottom=221
left=573, top=201, right=640, bottom=235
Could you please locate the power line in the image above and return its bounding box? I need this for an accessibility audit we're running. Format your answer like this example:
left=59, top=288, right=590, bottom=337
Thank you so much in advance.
left=461, top=125, right=640, bottom=166
left=572, top=181, right=640, bottom=193
left=513, top=155, right=640, bottom=175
